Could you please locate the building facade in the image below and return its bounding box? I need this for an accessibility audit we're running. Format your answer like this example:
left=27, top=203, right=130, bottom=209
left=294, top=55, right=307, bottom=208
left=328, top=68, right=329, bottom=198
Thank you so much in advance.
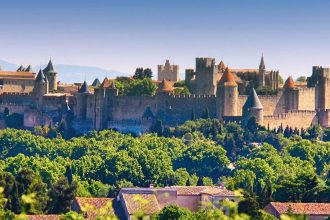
left=0, top=58, right=329, bottom=134
left=157, top=60, right=179, bottom=82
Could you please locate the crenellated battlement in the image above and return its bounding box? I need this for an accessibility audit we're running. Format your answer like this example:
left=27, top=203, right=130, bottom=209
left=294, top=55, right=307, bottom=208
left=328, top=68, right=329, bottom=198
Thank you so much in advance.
left=264, top=110, right=316, bottom=119
left=170, top=94, right=216, bottom=99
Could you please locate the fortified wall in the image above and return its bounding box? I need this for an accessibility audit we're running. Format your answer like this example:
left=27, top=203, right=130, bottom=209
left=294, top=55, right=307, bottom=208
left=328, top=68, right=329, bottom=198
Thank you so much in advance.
left=264, top=110, right=318, bottom=129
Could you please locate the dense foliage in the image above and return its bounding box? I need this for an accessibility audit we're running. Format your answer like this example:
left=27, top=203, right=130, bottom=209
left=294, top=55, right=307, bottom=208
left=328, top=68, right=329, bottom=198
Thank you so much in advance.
left=0, top=118, right=328, bottom=217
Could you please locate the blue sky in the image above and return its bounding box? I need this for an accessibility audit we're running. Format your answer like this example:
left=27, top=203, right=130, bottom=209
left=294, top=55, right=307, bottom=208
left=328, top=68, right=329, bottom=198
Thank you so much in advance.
left=0, top=0, right=330, bottom=78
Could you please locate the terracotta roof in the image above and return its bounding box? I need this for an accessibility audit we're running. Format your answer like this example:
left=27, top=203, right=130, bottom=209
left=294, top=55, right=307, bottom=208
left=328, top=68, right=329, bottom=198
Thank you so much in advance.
left=231, top=69, right=258, bottom=73
left=170, top=186, right=236, bottom=196
left=265, top=202, right=330, bottom=216
left=218, top=60, right=226, bottom=71
left=219, top=67, right=237, bottom=86
left=284, top=76, right=295, bottom=89
left=74, top=197, right=115, bottom=218
left=18, top=215, right=60, bottom=220
left=0, top=70, right=35, bottom=79
left=101, top=77, right=111, bottom=88
left=200, top=187, right=237, bottom=196
left=158, top=79, right=174, bottom=92
left=122, top=193, right=160, bottom=215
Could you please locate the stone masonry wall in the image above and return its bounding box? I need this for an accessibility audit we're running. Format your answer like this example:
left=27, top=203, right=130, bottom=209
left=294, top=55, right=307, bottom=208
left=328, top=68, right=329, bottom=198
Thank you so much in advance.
left=298, top=87, right=315, bottom=110
left=264, top=110, right=318, bottom=129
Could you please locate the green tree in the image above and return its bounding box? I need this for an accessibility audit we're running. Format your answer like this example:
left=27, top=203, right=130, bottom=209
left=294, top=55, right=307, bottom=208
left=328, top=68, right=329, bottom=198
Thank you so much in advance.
left=47, top=178, right=77, bottom=214
left=152, top=205, right=192, bottom=220
left=126, top=78, right=157, bottom=96
left=133, top=67, right=153, bottom=80
left=296, top=76, right=306, bottom=82
left=5, top=113, right=23, bottom=129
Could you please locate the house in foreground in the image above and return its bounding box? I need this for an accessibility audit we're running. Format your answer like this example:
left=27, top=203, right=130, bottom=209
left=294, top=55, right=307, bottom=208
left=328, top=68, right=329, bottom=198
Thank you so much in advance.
left=264, top=202, right=330, bottom=220
left=118, top=186, right=241, bottom=219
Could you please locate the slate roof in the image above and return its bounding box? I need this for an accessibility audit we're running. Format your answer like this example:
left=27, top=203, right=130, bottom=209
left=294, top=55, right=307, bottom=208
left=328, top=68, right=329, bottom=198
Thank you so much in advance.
left=35, top=69, right=47, bottom=82
left=78, top=81, right=90, bottom=93
left=43, top=59, right=55, bottom=73
left=92, top=78, right=101, bottom=87
left=243, top=88, right=263, bottom=110
left=265, top=202, right=330, bottom=216
left=25, top=65, right=33, bottom=72
left=219, top=67, right=237, bottom=86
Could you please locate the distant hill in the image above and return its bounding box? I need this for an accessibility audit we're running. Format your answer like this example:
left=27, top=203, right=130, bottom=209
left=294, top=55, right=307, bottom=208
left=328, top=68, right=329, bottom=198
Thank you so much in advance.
left=0, top=59, right=130, bottom=84
left=0, top=60, right=19, bottom=71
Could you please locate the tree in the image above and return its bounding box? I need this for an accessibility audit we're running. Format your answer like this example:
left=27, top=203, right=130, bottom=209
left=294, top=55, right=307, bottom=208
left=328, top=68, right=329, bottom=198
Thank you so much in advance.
left=125, top=78, right=157, bottom=96
left=152, top=205, right=192, bottom=220
left=151, top=120, right=164, bottom=136
left=5, top=113, right=23, bottom=129
left=296, top=76, right=306, bottom=82
left=133, top=68, right=153, bottom=80
left=47, top=178, right=77, bottom=214
left=238, top=196, right=262, bottom=219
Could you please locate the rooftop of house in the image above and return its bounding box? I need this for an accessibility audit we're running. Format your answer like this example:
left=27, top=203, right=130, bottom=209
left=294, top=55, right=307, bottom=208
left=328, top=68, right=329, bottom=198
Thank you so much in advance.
left=73, top=197, right=116, bottom=219
left=17, top=214, right=60, bottom=220
left=265, top=202, right=330, bottom=216
left=0, top=70, right=36, bottom=79
left=122, top=193, right=160, bottom=215
left=121, top=186, right=238, bottom=196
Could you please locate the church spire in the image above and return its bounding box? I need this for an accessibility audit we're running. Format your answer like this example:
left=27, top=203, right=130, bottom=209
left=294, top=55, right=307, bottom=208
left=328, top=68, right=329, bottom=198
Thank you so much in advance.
left=259, top=54, right=265, bottom=70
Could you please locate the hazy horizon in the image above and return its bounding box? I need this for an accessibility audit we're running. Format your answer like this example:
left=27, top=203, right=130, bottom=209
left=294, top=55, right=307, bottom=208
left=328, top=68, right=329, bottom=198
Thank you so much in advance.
left=1, top=0, right=330, bottom=79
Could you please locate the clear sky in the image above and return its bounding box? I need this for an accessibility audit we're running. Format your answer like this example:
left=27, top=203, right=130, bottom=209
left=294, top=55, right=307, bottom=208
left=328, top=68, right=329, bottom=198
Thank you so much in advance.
left=1, top=0, right=330, bottom=78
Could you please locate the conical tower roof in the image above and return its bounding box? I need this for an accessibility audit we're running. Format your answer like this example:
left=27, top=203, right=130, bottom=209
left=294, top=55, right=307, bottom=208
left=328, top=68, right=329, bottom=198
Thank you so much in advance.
left=243, top=88, right=263, bottom=110
left=17, top=65, right=24, bottom=72
left=218, top=60, right=226, bottom=72
left=43, top=59, right=55, bottom=73
left=100, top=77, right=111, bottom=88
left=219, top=67, right=237, bottom=86
left=158, top=79, right=174, bottom=92
left=259, top=54, right=265, bottom=69
left=35, top=69, right=47, bottom=82
left=25, top=65, right=33, bottom=72
left=284, top=76, right=295, bottom=89
left=92, top=78, right=101, bottom=87
left=78, top=81, right=90, bottom=93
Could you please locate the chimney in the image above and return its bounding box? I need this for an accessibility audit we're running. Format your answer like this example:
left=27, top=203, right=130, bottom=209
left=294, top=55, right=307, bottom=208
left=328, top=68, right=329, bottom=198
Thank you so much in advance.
left=219, top=182, right=226, bottom=189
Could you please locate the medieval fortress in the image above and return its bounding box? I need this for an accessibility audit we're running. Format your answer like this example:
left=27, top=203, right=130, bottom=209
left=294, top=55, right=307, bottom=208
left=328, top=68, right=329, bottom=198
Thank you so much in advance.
left=0, top=56, right=329, bottom=133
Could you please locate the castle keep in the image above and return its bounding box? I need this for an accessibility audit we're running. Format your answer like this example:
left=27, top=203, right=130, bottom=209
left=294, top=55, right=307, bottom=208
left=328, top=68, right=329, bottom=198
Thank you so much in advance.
left=0, top=57, right=329, bottom=134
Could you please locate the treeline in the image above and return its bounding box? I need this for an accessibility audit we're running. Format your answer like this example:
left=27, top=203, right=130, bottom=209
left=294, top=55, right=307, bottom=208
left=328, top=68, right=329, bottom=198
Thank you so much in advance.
left=0, top=118, right=328, bottom=217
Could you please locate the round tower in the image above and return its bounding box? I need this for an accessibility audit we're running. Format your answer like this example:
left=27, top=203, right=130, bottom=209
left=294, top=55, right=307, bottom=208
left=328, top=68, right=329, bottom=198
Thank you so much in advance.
left=43, top=59, right=58, bottom=91
left=76, top=81, right=90, bottom=120
left=242, top=88, right=263, bottom=126
left=33, top=69, right=48, bottom=105
left=216, top=67, right=238, bottom=119
left=283, top=76, right=297, bottom=111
